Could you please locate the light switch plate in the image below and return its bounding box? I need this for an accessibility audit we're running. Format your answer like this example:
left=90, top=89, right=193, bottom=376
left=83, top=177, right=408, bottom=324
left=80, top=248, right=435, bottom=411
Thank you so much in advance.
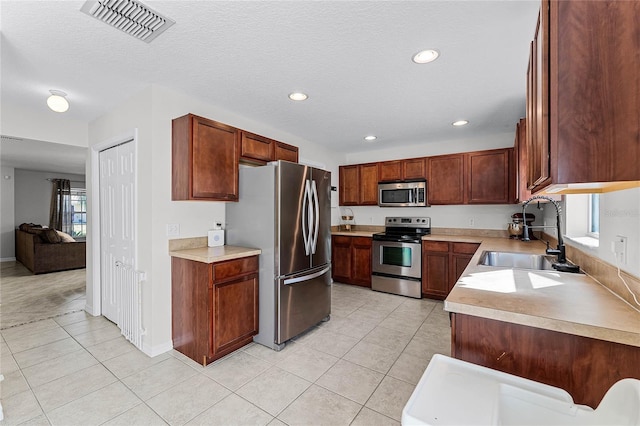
left=166, top=223, right=180, bottom=237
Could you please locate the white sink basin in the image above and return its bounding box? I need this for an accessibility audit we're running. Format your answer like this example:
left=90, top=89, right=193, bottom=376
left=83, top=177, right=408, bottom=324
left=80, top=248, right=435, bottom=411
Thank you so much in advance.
left=402, top=354, right=640, bottom=425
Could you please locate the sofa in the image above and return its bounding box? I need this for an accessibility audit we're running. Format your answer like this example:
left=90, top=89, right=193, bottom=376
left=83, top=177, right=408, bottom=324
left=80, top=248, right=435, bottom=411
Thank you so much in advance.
left=15, top=225, right=86, bottom=274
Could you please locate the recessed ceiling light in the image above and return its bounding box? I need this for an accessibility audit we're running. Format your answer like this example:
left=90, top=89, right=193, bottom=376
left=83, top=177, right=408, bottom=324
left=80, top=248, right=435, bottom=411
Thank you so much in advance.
left=288, top=92, right=308, bottom=101
left=412, top=49, right=440, bottom=64
left=364, top=135, right=377, bottom=141
left=452, top=120, right=469, bottom=126
left=46, top=90, right=69, bottom=113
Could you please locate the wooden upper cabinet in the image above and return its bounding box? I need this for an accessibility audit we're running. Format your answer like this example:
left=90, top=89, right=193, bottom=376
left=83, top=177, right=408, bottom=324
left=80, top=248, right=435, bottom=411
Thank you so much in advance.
left=378, top=161, right=403, bottom=182
left=339, top=163, right=378, bottom=206
left=274, top=141, right=299, bottom=163
left=240, top=132, right=299, bottom=164
left=240, top=131, right=274, bottom=164
left=527, top=7, right=550, bottom=190
left=339, top=165, right=359, bottom=205
left=172, top=114, right=240, bottom=202
left=526, top=0, right=640, bottom=193
left=428, top=154, right=465, bottom=205
left=515, top=118, right=532, bottom=203
left=378, top=158, right=427, bottom=182
left=403, top=158, right=427, bottom=180
left=466, top=148, right=515, bottom=204
left=359, top=163, right=379, bottom=205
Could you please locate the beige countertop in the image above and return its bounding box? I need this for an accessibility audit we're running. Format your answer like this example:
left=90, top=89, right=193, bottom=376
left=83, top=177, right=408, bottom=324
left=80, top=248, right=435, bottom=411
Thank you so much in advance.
left=441, top=236, right=640, bottom=347
left=169, top=245, right=261, bottom=264
left=331, top=231, right=376, bottom=237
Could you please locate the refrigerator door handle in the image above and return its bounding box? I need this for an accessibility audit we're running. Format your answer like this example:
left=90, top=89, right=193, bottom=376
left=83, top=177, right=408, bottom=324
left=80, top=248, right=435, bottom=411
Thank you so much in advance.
left=311, top=179, right=320, bottom=254
left=283, top=265, right=331, bottom=285
left=302, top=179, right=312, bottom=255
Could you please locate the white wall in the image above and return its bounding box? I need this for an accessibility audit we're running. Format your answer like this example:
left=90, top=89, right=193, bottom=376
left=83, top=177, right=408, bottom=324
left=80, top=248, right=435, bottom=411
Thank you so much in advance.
left=344, top=131, right=515, bottom=164
left=88, top=84, right=344, bottom=356
left=0, top=166, right=16, bottom=260
left=14, top=169, right=85, bottom=227
left=1, top=104, right=88, bottom=148
left=341, top=130, right=519, bottom=229
left=544, top=188, right=640, bottom=279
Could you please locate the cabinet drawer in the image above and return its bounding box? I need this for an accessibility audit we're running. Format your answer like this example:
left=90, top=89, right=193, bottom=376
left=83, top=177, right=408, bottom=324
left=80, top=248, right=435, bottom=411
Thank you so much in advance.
left=332, top=235, right=353, bottom=246
left=422, top=241, right=449, bottom=252
left=213, top=256, right=259, bottom=282
left=451, top=242, right=480, bottom=255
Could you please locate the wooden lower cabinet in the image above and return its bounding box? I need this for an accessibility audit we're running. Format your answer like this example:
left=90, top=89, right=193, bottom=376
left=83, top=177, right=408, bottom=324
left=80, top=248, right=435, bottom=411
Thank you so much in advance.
left=331, top=235, right=372, bottom=287
left=422, top=241, right=479, bottom=299
left=171, top=255, right=259, bottom=365
left=451, top=313, right=640, bottom=409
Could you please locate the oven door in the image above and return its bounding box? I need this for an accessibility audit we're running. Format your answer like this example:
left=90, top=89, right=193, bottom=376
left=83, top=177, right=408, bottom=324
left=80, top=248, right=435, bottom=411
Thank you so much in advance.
left=372, top=240, right=421, bottom=279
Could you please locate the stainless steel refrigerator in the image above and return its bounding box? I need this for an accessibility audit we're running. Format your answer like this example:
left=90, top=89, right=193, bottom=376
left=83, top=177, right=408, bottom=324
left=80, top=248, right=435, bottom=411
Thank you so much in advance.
left=226, top=160, right=331, bottom=350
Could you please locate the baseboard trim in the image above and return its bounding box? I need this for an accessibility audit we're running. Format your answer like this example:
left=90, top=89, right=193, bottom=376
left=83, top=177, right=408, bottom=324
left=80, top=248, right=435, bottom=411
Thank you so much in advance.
left=84, top=303, right=100, bottom=316
left=0, top=257, right=16, bottom=262
left=143, top=340, right=173, bottom=358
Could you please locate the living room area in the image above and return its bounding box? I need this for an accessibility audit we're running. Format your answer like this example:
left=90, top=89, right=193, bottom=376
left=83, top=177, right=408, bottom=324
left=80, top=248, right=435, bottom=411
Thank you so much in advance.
left=1, top=139, right=88, bottom=330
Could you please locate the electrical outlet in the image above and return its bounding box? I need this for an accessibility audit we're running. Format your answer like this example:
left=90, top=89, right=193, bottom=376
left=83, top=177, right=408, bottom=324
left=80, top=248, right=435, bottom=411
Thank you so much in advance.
left=166, top=223, right=180, bottom=237
left=614, top=235, right=627, bottom=264
left=468, top=218, right=475, bottom=227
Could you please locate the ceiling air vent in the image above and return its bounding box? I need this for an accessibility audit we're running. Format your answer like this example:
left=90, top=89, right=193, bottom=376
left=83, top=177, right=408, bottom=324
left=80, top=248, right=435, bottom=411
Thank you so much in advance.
left=80, top=0, right=175, bottom=43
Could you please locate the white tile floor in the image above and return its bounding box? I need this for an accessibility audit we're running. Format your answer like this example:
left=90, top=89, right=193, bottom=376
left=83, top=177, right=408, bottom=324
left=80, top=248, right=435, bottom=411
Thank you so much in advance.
left=0, top=283, right=452, bottom=425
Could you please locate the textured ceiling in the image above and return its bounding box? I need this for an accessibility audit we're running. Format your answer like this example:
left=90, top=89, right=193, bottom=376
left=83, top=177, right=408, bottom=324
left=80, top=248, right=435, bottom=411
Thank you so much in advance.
left=1, top=0, right=540, bottom=157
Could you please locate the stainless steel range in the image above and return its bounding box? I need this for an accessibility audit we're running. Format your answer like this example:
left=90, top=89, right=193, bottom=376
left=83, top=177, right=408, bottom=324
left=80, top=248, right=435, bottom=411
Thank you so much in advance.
left=372, top=216, right=431, bottom=299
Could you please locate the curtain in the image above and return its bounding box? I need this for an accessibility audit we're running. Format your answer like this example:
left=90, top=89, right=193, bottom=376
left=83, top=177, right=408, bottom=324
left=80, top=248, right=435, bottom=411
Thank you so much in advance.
left=49, top=179, right=72, bottom=234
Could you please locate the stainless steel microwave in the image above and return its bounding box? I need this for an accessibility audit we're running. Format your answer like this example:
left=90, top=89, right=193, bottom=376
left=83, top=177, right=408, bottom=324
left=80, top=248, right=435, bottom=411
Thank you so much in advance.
left=378, top=180, right=429, bottom=207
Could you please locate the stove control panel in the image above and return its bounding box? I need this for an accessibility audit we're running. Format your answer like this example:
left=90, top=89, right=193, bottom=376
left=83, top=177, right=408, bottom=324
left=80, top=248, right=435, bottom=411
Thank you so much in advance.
left=385, top=217, right=431, bottom=228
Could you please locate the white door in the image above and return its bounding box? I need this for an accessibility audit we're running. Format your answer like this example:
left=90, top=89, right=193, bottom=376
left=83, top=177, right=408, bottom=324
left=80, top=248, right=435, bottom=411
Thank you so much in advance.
left=99, top=141, right=136, bottom=323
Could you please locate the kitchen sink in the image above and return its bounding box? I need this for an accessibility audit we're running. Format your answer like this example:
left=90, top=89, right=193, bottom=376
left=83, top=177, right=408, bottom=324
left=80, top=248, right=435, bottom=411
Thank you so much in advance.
left=477, top=251, right=557, bottom=271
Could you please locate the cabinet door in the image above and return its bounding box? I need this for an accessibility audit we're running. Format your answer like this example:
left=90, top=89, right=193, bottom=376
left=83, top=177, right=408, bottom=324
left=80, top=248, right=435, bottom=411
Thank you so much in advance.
left=191, top=115, right=240, bottom=201
left=339, top=166, right=359, bottom=205
left=351, top=237, right=372, bottom=287
left=403, top=158, right=427, bottom=180
left=275, top=141, right=299, bottom=163
left=428, top=154, right=465, bottom=205
left=450, top=254, right=473, bottom=289
left=422, top=242, right=449, bottom=299
left=528, top=7, right=550, bottom=189
left=466, top=149, right=514, bottom=204
left=240, top=131, right=274, bottom=163
left=515, top=119, right=532, bottom=203
left=212, top=274, right=259, bottom=355
left=359, top=163, right=379, bottom=205
left=331, top=236, right=353, bottom=283
left=378, top=161, right=403, bottom=182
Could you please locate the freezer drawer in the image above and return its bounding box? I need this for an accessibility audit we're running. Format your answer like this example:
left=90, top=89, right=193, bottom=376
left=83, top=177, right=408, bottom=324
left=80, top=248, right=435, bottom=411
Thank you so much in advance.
left=277, top=265, right=331, bottom=344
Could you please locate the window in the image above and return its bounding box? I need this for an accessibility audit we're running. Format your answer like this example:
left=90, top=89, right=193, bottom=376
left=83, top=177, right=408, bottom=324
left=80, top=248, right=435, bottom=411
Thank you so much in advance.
left=70, top=188, right=87, bottom=239
left=588, top=193, right=600, bottom=237
left=564, top=193, right=599, bottom=248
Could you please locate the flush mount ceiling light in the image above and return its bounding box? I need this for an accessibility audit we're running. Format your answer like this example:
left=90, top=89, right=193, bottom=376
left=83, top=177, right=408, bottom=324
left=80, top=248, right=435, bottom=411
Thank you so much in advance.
left=47, top=90, right=69, bottom=113
left=80, top=0, right=175, bottom=43
left=364, top=135, right=377, bottom=141
left=452, top=120, right=469, bottom=126
left=412, top=49, right=440, bottom=64
left=288, top=92, right=308, bottom=101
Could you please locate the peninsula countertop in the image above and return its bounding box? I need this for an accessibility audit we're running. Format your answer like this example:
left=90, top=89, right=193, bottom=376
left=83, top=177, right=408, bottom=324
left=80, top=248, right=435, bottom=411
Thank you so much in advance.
left=431, top=235, right=640, bottom=347
left=169, top=245, right=261, bottom=264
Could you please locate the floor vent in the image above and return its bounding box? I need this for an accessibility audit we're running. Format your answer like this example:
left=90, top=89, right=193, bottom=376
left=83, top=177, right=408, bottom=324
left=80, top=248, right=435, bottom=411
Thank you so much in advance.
left=80, top=0, right=175, bottom=43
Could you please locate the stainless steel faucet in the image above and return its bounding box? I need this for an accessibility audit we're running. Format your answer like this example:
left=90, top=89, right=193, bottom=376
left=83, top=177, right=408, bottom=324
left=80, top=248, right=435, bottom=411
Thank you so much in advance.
left=521, top=195, right=567, bottom=264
